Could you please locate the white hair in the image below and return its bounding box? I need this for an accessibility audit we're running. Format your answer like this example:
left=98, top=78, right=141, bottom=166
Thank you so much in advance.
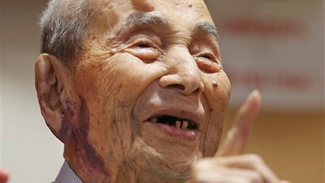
left=40, top=0, right=94, bottom=63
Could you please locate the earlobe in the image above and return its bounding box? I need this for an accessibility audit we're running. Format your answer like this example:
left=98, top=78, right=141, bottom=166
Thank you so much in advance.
left=35, top=53, right=75, bottom=143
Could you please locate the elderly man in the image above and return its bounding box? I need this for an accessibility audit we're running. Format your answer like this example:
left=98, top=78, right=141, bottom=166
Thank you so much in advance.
left=31, top=0, right=288, bottom=182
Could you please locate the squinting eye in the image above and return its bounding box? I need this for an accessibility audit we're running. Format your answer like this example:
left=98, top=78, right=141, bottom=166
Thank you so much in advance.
left=136, top=43, right=152, bottom=48
left=123, top=40, right=162, bottom=63
left=194, top=53, right=222, bottom=73
left=133, top=40, right=153, bottom=48
left=199, top=53, right=216, bottom=62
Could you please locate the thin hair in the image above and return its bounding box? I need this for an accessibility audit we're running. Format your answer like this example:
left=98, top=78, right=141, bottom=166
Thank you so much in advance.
left=39, top=0, right=94, bottom=63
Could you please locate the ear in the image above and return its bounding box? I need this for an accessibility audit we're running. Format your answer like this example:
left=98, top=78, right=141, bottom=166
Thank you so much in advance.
left=35, top=53, right=76, bottom=143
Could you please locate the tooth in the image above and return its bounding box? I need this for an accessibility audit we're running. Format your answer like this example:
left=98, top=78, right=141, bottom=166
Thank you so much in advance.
left=175, top=120, right=181, bottom=128
left=150, top=117, right=157, bottom=123
left=181, top=121, right=188, bottom=129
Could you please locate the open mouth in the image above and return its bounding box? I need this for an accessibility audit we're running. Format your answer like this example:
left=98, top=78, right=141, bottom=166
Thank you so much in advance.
left=148, top=115, right=198, bottom=130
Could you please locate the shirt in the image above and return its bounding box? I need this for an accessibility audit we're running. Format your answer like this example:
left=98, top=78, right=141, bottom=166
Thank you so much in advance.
left=54, top=161, right=83, bottom=183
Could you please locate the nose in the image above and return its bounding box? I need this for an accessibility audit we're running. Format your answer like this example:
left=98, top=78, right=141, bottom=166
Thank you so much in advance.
left=159, top=46, right=204, bottom=95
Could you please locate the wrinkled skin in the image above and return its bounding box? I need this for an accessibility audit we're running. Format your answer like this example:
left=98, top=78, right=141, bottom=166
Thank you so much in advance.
left=36, top=0, right=231, bottom=182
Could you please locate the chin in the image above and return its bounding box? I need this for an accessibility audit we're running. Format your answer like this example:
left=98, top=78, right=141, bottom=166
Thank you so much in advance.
left=127, top=136, right=203, bottom=179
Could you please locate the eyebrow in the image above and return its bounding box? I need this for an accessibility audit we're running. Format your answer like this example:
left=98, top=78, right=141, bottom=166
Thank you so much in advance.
left=123, top=12, right=219, bottom=42
left=194, top=22, right=220, bottom=43
left=124, top=12, right=169, bottom=28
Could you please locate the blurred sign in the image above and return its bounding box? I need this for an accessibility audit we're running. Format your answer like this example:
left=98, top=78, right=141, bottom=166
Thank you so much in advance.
left=206, top=0, right=324, bottom=111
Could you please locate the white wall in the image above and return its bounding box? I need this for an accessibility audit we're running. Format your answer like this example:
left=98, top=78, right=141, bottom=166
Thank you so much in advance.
left=2, top=1, right=64, bottom=182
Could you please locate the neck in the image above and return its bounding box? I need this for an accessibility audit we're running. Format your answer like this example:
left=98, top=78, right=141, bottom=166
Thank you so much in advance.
left=114, top=162, right=189, bottom=183
left=64, top=144, right=189, bottom=183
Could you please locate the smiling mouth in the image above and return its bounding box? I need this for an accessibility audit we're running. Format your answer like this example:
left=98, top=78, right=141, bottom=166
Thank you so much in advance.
left=148, top=116, right=198, bottom=130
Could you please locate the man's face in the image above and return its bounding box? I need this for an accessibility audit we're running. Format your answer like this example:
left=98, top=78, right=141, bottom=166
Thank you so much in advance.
left=68, top=0, right=230, bottom=178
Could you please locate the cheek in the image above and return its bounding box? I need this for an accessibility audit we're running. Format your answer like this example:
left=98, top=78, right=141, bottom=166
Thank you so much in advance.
left=73, top=54, right=167, bottom=162
left=206, top=72, right=231, bottom=113
left=92, top=54, right=166, bottom=105
left=75, top=55, right=142, bottom=103
left=201, top=72, right=231, bottom=156
left=75, top=50, right=167, bottom=105
left=217, top=74, right=231, bottom=108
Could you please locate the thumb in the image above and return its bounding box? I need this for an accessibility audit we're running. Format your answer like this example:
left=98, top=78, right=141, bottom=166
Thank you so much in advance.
left=216, top=90, right=261, bottom=157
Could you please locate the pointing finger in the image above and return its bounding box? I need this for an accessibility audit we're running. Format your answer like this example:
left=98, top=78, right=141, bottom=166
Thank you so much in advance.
left=216, top=90, right=261, bottom=157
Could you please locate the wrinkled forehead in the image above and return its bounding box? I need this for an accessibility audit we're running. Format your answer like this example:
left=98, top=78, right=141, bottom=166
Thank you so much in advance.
left=88, top=0, right=213, bottom=31
left=129, top=0, right=209, bottom=13
left=91, top=0, right=209, bottom=11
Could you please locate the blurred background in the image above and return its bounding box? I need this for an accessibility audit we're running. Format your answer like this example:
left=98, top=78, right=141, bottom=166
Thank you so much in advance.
left=1, top=0, right=324, bottom=182
left=205, top=0, right=324, bottom=182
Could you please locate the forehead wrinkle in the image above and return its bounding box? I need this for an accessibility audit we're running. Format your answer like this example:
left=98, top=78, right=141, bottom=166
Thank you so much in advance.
left=195, top=22, right=220, bottom=43
left=131, top=0, right=155, bottom=12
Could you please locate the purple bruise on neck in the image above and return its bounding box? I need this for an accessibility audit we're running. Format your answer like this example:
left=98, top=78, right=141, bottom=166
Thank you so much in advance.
left=76, top=97, right=107, bottom=175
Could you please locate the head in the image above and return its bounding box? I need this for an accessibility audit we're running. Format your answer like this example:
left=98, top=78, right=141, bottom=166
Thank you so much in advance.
left=35, top=0, right=231, bottom=182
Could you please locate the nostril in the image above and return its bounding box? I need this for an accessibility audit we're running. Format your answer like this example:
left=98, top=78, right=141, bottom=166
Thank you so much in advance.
left=168, top=84, right=185, bottom=91
left=167, top=83, right=203, bottom=94
left=159, top=74, right=204, bottom=95
left=192, top=87, right=201, bottom=94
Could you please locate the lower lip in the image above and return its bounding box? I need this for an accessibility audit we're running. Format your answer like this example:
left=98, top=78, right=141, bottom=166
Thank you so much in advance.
left=149, top=122, right=198, bottom=141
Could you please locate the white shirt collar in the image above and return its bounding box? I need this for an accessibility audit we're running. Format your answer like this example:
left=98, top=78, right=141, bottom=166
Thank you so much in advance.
left=54, top=161, right=83, bottom=183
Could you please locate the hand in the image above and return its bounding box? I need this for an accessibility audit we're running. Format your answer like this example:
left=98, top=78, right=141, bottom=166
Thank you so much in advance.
left=0, top=168, right=9, bottom=183
left=190, top=90, right=289, bottom=183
